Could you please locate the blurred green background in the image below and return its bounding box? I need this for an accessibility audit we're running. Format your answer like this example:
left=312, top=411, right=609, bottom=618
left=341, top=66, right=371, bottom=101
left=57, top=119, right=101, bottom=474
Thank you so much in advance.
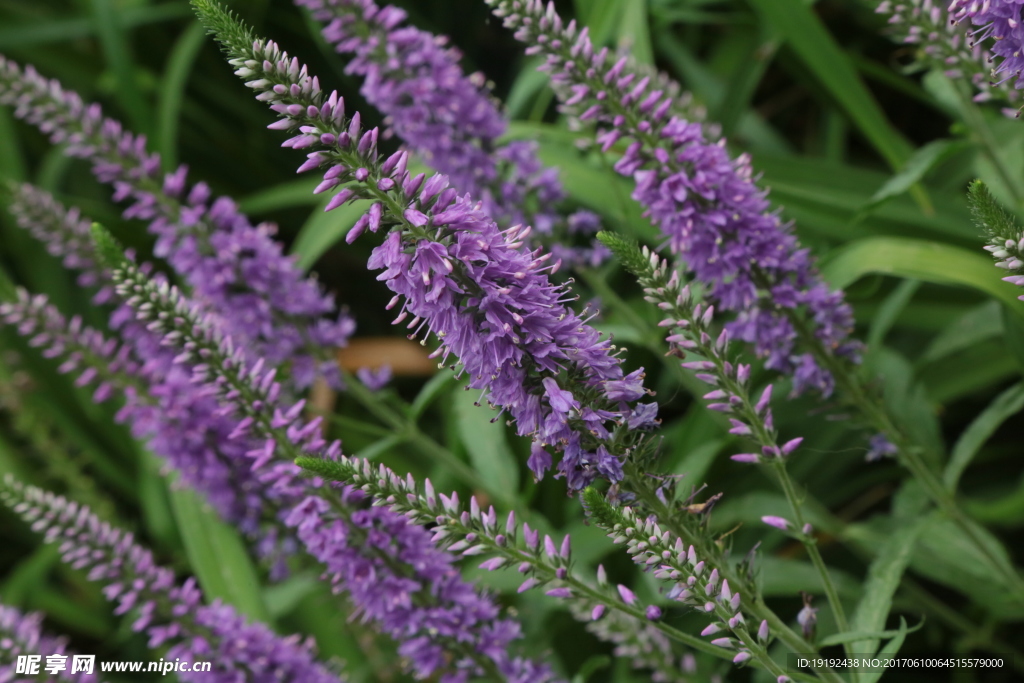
left=1, top=1, right=1023, bottom=681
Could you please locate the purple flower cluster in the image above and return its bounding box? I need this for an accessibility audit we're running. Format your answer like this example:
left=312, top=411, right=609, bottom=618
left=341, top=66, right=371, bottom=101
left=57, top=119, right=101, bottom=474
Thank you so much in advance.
left=0, top=188, right=284, bottom=552
left=212, top=21, right=657, bottom=489
left=296, top=0, right=608, bottom=266
left=949, top=0, right=1024, bottom=90
left=301, top=454, right=703, bottom=681
left=0, top=55, right=354, bottom=389
left=877, top=1, right=1020, bottom=105
left=6, top=183, right=113, bottom=304
left=99, top=230, right=557, bottom=683
left=0, top=288, right=278, bottom=548
left=0, top=477, right=343, bottom=683
left=0, top=603, right=98, bottom=682
left=486, top=0, right=861, bottom=396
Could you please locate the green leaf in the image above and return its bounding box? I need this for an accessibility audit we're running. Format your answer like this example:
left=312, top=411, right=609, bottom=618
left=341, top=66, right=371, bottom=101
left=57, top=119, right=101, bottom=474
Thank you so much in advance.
left=238, top=178, right=323, bottom=214
left=617, top=0, right=653, bottom=65
left=169, top=486, right=270, bottom=622
left=944, top=382, right=1024, bottom=492
left=822, top=237, right=1024, bottom=318
left=0, top=4, right=190, bottom=49
left=910, top=512, right=1021, bottom=618
left=571, top=655, right=612, bottom=683
left=859, top=140, right=971, bottom=217
left=747, top=0, right=913, bottom=171
left=137, top=453, right=179, bottom=551
left=409, top=371, right=456, bottom=420
left=290, top=197, right=373, bottom=271
left=263, top=572, right=320, bottom=619
left=758, top=557, right=860, bottom=599
left=355, top=433, right=406, bottom=461
left=157, top=22, right=207, bottom=170
left=860, top=617, right=912, bottom=683
left=867, top=348, right=945, bottom=464
left=919, top=301, right=1003, bottom=366
left=453, top=387, right=520, bottom=493
left=0, top=108, right=26, bottom=181
left=818, top=618, right=923, bottom=648
left=848, top=517, right=927, bottom=657
left=867, top=279, right=920, bottom=347
left=88, top=0, right=152, bottom=136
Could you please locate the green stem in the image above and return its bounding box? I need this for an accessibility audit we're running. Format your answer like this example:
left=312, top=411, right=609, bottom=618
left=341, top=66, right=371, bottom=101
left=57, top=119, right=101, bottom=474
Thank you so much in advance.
left=627, top=473, right=847, bottom=683
left=785, top=309, right=1024, bottom=603
left=771, top=461, right=855, bottom=677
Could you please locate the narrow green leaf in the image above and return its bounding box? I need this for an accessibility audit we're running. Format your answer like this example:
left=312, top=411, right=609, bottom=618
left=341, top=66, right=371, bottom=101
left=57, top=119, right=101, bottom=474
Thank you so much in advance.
left=758, top=557, right=860, bottom=599
left=848, top=517, right=927, bottom=657
left=355, top=433, right=406, bottom=461
left=0, top=107, right=27, bottom=181
left=867, top=279, right=920, bottom=347
left=571, top=655, right=612, bottom=683
left=158, top=22, right=207, bottom=170
left=944, top=382, right=1024, bottom=492
left=169, top=487, right=270, bottom=622
left=409, top=371, right=456, bottom=420
left=239, top=178, right=323, bottom=214
left=822, top=237, right=1024, bottom=318
left=747, top=0, right=913, bottom=171
left=859, top=140, right=971, bottom=217
left=617, top=0, right=653, bottom=65
left=88, top=0, right=152, bottom=135
left=453, top=387, right=520, bottom=493
left=263, top=573, right=320, bottom=619
left=919, top=301, right=1003, bottom=366
left=818, top=618, right=923, bottom=648
left=860, top=617, right=912, bottom=683
left=868, top=348, right=945, bottom=464
left=290, top=198, right=373, bottom=271
left=137, top=453, right=179, bottom=551
left=0, top=5, right=191, bottom=49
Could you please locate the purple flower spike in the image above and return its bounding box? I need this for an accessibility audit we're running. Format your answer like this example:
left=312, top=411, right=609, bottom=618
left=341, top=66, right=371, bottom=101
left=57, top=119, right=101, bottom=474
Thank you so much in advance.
left=296, top=0, right=609, bottom=266
left=487, top=0, right=862, bottom=396
left=99, top=231, right=558, bottom=683
left=0, top=478, right=342, bottom=683
left=0, top=603, right=99, bottom=682
left=877, top=1, right=1019, bottom=106
left=949, top=1, right=1024, bottom=91
left=206, top=17, right=660, bottom=490
left=0, top=56, right=355, bottom=391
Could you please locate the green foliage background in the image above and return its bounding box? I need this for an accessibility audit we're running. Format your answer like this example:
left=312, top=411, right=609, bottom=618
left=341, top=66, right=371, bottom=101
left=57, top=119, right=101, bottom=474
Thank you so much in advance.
left=1, top=1, right=1023, bottom=681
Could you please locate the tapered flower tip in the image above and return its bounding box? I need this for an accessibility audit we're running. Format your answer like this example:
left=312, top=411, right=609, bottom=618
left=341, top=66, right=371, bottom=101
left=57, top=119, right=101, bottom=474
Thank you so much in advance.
left=89, top=223, right=128, bottom=270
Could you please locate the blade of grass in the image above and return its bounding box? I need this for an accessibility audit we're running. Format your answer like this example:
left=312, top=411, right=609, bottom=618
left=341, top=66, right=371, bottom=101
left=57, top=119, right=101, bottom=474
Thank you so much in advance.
left=822, top=237, right=1024, bottom=317
left=158, top=22, right=207, bottom=171
left=87, top=0, right=152, bottom=136
left=747, top=0, right=929, bottom=211
left=169, top=485, right=271, bottom=622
